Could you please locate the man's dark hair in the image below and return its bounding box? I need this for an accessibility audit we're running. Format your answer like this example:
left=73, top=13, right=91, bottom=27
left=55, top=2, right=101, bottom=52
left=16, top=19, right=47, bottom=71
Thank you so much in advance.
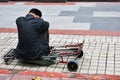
left=29, top=8, right=42, bottom=17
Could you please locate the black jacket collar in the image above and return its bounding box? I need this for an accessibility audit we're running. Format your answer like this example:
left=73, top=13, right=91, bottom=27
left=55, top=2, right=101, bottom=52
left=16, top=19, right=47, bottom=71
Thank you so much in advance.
left=25, top=14, right=35, bottom=20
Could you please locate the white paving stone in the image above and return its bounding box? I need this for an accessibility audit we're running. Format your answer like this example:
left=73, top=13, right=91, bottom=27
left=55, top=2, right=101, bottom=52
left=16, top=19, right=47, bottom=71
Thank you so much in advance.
left=93, top=11, right=120, bottom=17
left=80, top=70, right=88, bottom=74
left=76, top=3, right=96, bottom=7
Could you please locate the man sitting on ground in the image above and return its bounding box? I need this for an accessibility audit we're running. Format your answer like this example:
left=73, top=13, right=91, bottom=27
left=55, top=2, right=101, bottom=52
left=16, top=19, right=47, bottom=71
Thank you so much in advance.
left=15, top=8, right=50, bottom=61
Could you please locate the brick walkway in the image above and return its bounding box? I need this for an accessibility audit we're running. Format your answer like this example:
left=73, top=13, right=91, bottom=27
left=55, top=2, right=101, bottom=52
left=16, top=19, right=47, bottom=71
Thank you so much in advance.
left=0, top=32, right=120, bottom=76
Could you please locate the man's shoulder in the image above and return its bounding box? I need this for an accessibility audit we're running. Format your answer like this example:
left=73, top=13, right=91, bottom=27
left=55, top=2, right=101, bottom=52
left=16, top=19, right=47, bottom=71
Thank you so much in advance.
left=16, top=17, right=25, bottom=23
left=39, top=18, right=49, bottom=24
left=16, top=16, right=25, bottom=20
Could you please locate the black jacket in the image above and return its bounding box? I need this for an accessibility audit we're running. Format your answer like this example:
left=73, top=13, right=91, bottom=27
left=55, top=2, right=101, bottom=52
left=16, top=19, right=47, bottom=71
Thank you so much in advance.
left=15, top=14, right=50, bottom=60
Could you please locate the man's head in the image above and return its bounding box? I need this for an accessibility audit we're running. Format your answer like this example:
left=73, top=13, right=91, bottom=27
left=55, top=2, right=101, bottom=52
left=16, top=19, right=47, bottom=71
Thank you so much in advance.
left=29, top=8, right=42, bottom=18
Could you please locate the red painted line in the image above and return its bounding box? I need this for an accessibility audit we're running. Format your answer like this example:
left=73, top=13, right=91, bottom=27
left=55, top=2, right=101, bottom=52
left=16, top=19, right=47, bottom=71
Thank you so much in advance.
left=0, top=69, right=120, bottom=79
left=0, top=2, right=16, bottom=5
left=50, top=29, right=120, bottom=36
left=0, top=28, right=120, bottom=36
left=18, top=71, right=68, bottom=78
left=13, top=70, right=120, bottom=79
left=0, top=28, right=17, bottom=33
left=24, top=2, right=75, bottom=5
left=0, top=69, right=9, bottom=74
left=76, top=2, right=120, bottom=4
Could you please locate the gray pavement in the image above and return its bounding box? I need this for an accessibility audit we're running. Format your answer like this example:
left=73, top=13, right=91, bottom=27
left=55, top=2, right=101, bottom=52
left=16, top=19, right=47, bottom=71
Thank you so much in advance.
left=0, top=2, right=120, bottom=31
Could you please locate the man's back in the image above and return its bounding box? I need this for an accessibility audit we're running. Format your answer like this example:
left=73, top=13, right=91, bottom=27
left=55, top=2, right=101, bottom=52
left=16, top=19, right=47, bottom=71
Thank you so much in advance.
left=15, top=14, right=50, bottom=60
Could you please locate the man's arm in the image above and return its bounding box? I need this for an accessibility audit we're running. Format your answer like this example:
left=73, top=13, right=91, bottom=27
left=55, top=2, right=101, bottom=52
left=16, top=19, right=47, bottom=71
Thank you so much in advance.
left=38, top=20, right=49, bottom=33
left=16, top=17, right=25, bottom=29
